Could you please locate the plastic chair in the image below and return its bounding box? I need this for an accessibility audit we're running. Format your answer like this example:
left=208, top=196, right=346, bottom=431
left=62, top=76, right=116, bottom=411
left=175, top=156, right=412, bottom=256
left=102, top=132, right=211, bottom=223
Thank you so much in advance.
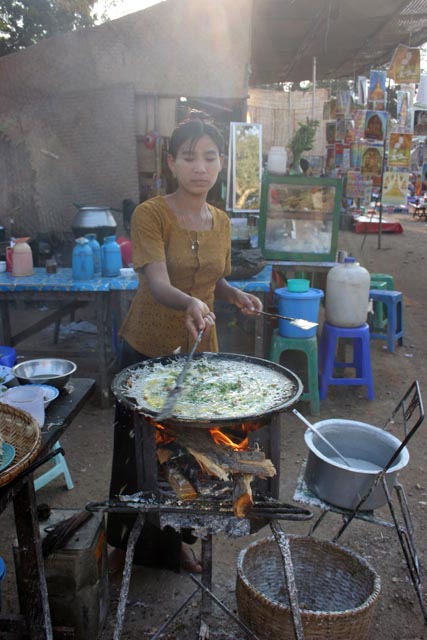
left=370, top=273, right=395, bottom=329
left=318, top=322, right=374, bottom=400
left=34, top=441, right=74, bottom=491
left=293, top=381, right=426, bottom=622
left=269, top=330, right=320, bottom=415
left=369, top=289, right=403, bottom=353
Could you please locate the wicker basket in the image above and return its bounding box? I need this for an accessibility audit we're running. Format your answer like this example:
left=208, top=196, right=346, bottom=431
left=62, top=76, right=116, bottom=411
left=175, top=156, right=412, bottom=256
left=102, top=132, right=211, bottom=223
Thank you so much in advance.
left=236, top=535, right=381, bottom=640
left=0, top=402, right=42, bottom=488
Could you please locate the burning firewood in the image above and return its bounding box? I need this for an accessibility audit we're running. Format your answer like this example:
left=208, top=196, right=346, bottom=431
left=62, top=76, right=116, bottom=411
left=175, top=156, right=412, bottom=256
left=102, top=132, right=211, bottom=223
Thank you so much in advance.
left=233, top=473, right=254, bottom=517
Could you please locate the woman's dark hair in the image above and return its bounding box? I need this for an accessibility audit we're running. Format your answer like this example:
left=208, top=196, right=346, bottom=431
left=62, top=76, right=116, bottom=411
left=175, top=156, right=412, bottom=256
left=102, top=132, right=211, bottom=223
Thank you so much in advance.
left=169, top=115, right=224, bottom=158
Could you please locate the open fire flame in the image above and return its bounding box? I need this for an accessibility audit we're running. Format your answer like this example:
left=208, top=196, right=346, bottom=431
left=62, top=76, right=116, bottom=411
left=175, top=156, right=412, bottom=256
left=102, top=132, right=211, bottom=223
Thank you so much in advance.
left=153, top=421, right=251, bottom=450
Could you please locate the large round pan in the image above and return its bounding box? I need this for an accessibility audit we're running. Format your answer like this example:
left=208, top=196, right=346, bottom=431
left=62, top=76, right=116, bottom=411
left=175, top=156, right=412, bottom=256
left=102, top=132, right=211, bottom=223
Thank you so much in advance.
left=111, top=352, right=303, bottom=429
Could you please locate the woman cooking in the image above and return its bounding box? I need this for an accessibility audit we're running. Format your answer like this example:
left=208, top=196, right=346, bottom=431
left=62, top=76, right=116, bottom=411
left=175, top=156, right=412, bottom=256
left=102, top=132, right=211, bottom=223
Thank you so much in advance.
left=107, top=115, right=263, bottom=574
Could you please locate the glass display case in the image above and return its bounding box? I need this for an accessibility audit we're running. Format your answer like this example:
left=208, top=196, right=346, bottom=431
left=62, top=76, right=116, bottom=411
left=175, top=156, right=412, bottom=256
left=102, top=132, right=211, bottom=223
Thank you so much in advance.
left=258, top=173, right=343, bottom=261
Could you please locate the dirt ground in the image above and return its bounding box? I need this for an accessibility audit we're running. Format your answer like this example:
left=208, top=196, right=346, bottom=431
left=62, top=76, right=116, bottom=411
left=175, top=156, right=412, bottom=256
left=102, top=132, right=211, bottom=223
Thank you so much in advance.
left=1, top=210, right=427, bottom=640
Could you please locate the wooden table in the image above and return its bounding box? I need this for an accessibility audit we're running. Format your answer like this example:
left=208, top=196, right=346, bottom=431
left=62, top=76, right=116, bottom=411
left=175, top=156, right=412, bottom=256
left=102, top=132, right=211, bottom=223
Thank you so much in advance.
left=0, top=378, right=95, bottom=639
left=0, top=269, right=113, bottom=406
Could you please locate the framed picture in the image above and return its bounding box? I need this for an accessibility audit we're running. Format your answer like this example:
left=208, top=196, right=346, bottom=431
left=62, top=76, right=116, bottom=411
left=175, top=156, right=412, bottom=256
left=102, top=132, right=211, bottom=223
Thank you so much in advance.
left=258, top=174, right=343, bottom=261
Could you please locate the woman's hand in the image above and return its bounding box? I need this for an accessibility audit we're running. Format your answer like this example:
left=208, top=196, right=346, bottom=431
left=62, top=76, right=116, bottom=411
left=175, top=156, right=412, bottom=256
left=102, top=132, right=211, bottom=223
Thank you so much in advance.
left=185, top=297, right=216, bottom=340
left=232, top=289, right=263, bottom=316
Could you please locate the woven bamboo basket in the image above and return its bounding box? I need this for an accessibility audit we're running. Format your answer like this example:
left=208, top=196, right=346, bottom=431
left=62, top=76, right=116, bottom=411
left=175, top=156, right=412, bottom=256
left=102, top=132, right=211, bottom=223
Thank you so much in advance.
left=236, top=535, right=381, bottom=640
left=0, top=402, right=42, bottom=488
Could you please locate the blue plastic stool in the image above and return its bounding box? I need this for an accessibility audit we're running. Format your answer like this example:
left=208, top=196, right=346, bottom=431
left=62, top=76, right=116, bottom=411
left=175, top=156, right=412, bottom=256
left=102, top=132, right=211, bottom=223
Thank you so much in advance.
left=319, top=322, right=374, bottom=400
left=269, top=330, right=320, bottom=415
left=369, top=289, right=404, bottom=353
left=34, top=441, right=74, bottom=491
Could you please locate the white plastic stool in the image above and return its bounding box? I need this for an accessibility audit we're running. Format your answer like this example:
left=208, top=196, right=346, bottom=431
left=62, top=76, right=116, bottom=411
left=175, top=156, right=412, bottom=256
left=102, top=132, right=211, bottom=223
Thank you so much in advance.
left=34, top=441, right=74, bottom=491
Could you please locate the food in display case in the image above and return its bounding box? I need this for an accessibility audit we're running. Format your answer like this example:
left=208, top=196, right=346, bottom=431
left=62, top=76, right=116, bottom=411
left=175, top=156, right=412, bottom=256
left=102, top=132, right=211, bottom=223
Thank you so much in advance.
left=258, top=174, right=342, bottom=261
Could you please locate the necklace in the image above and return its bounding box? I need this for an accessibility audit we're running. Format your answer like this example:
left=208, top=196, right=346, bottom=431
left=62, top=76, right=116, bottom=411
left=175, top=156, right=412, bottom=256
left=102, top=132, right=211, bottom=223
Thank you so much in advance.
left=188, top=230, right=199, bottom=252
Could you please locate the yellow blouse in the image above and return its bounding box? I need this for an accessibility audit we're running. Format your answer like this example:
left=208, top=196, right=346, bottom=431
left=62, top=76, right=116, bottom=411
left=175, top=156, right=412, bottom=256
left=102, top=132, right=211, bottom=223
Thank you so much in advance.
left=119, top=196, right=231, bottom=357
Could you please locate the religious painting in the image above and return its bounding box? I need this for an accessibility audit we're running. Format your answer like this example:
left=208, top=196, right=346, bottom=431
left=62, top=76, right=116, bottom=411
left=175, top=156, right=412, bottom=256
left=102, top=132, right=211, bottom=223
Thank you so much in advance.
left=346, top=171, right=365, bottom=199
left=325, top=122, right=336, bottom=144
left=364, top=111, right=388, bottom=141
left=396, top=91, right=413, bottom=134
left=382, top=171, right=410, bottom=206
left=368, top=71, right=387, bottom=110
left=388, top=134, right=412, bottom=167
left=361, top=145, right=384, bottom=188
left=413, top=110, right=427, bottom=136
left=351, top=143, right=364, bottom=169
left=422, top=163, right=427, bottom=184
left=388, top=44, right=420, bottom=84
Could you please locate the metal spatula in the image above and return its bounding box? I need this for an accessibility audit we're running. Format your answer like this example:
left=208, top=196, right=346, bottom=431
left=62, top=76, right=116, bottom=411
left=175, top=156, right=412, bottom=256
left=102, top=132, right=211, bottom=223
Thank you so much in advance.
left=256, top=310, right=318, bottom=331
left=156, top=328, right=204, bottom=422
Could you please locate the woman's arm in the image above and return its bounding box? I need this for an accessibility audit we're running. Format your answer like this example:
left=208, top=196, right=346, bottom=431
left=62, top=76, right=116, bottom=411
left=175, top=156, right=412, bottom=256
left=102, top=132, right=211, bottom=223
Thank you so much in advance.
left=144, top=261, right=216, bottom=338
left=215, top=278, right=263, bottom=315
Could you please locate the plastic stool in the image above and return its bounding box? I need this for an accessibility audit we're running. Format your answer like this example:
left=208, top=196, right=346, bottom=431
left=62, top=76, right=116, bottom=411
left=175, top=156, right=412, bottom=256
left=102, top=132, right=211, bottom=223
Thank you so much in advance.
left=318, top=322, right=374, bottom=400
left=34, top=441, right=74, bottom=491
left=369, top=289, right=404, bottom=353
left=370, top=273, right=395, bottom=329
left=270, top=330, right=320, bottom=415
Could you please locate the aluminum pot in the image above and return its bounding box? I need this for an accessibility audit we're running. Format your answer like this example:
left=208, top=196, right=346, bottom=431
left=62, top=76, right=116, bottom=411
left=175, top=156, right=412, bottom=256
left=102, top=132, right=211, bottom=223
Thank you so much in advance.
left=304, top=419, right=409, bottom=510
left=72, top=205, right=117, bottom=244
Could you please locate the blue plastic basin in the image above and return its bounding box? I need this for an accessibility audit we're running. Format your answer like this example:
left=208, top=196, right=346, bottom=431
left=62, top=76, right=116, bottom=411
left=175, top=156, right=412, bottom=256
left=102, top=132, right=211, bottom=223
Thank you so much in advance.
left=275, top=287, right=324, bottom=338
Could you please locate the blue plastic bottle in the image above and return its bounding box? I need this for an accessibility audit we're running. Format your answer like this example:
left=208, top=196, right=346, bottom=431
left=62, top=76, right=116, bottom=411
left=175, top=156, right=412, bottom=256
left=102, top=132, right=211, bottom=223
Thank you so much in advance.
left=72, top=238, right=94, bottom=281
left=101, top=236, right=122, bottom=277
left=85, top=233, right=101, bottom=277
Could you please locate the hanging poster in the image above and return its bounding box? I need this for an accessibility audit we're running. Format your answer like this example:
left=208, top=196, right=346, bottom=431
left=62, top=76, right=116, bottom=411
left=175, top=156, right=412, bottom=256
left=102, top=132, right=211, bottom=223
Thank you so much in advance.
left=353, top=111, right=366, bottom=141
left=382, top=171, right=410, bottom=206
left=226, top=122, right=262, bottom=212
left=346, top=171, right=365, bottom=199
left=335, top=117, right=345, bottom=142
left=397, top=91, right=412, bottom=133
left=413, top=110, right=427, bottom=136
left=326, top=122, right=336, bottom=144
left=364, top=111, right=388, bottom=141
left=357, top=76, right=368, bottom=106
left=326, top=145, right=335, bottom=171
left=368, top=71, right=387, bottom=110
left=361, top=144, right=384, bottom=188
left=323, top=101, right=331, bottom=120
left=351, top=143, right=364, bottom=169
left=336, top=90, right=353, bottom=117
left=422, top=163, right=427, bottom=183
left=335, top=143, right=351, bottom=169
left=388, top=45, right=420, bottom=84
left=388, top=134, right=412, bottom=167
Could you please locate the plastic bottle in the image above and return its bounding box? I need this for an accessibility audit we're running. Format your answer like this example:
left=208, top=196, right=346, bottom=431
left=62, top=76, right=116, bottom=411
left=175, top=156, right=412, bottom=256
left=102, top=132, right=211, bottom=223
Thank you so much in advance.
left=101, top=236, right=122, bottom=277
left=85, top=233, right=102, bottom=277
left=72, top=238, right=94, bottom=281
left=12, top=238, right=34, bottom=276
left=267, top=146, right=287, bottom=175
left=325, top=257, right=370, bottom=327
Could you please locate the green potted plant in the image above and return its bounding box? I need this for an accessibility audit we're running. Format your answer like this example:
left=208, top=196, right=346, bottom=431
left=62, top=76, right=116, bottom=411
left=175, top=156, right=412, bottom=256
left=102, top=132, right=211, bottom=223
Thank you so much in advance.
left=289, top=118, right=319, bottom=174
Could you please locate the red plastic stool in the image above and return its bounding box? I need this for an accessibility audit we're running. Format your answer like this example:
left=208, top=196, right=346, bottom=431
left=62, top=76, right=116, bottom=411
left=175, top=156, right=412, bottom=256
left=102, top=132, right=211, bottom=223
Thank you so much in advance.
left=319, top=322, right=374, bottom=400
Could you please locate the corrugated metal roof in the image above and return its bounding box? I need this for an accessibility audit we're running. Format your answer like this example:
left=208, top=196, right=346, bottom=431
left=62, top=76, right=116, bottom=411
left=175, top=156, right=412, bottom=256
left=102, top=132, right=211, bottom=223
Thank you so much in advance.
left=251, top=0, right=427, bottom=84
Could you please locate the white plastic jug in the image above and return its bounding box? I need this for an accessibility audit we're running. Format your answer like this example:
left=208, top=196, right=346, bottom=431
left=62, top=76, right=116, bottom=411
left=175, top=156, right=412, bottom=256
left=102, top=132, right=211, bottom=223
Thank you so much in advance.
left=2, top=386, right=45, bottom=427
left=325, top=257, right=370, bottom=327
left=267, top=146, right=287, bottom=175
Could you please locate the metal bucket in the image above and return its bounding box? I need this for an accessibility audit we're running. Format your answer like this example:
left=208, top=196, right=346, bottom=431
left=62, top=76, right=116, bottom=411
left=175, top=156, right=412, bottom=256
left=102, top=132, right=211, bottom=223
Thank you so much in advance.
left=304, top=419, right=409, bottom=510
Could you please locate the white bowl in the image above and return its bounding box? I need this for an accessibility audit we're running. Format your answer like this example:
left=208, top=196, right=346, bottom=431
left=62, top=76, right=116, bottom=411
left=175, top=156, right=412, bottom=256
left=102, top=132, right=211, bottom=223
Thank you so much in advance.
left=28, top=384, right=60, bottom=408
left=119, top=267, right=136, bottom=278
left=0, top=261, right=6, bottom=273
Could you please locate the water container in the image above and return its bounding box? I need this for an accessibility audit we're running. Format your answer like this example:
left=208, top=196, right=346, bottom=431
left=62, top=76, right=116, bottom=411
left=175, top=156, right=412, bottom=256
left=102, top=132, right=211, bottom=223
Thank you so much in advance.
left=12, top=238, right=34, bottom=276
left=275, top=287, right=324, bottom=338
left=325, top=257, right=370, bottom=327
left=2, top=385, right=45, bottom=427
left=72, top=238, right=94, bottom=281
left=267, top=146, right=287, bottom=175
left=85, top=233, right=101, bottom=276
left=117, top=237, right=133, bottom=267
left=101, top=236, right=122, bottom=277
